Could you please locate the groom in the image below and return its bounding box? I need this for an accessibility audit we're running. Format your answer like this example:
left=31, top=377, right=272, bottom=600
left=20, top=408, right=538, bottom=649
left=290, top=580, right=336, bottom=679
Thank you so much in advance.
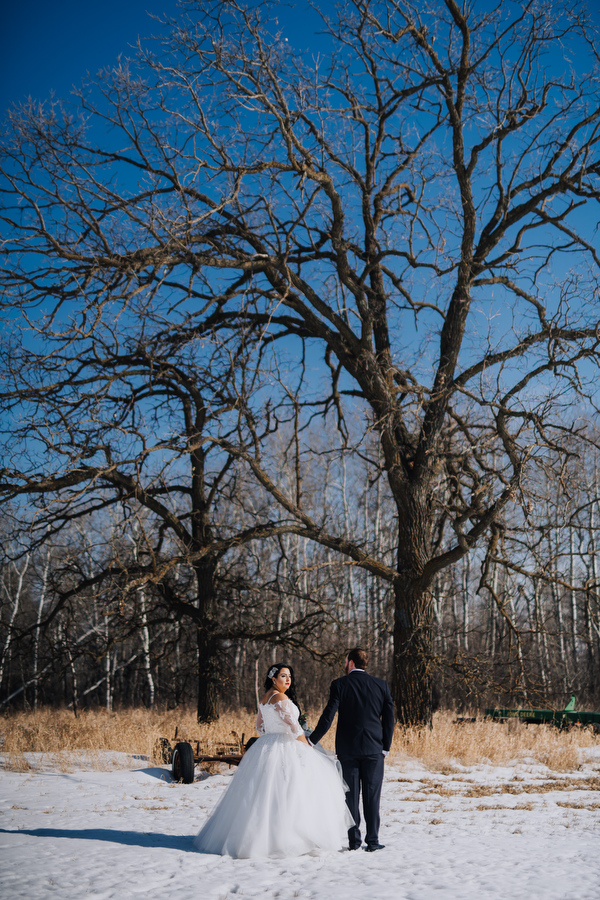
left=309, top=647, right=395, bottom=852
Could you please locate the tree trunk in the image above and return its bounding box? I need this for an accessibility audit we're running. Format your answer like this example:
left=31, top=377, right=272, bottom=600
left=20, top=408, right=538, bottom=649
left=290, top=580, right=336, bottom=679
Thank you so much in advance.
left=33, top=546, right=50, bottom=711
left=393, top=575, right=433, bottom=726
left=569, top=529, right=579, bottom=682
left=195, top=559, right=220, bottom=722
left=104, top=616, right=112, bottom=712
left=0, top=555, right=29, bottom=693
left=392, top=488, right=434, bottom=725
left=139, top=589, right=155, bottom=708
left=462, top=555, right=470, bottom=653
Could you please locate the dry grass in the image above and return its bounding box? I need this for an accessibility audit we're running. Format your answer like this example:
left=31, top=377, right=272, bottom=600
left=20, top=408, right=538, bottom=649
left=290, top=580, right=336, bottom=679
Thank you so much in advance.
left=393, top=775, right=600, bottom=800
left=391, top=710, right=599, bottom=772
left=556, top=801, right=600, bottom=809
left=0, top=706, right=597, bottom=773
left=462, top=776, right=600, bottom=796
left=0, top=706, right=258, bottom=770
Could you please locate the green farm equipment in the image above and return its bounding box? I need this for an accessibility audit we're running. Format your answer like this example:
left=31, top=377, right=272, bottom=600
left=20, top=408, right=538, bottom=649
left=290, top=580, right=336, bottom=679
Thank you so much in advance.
left=485, top=695, right=600, bottom=730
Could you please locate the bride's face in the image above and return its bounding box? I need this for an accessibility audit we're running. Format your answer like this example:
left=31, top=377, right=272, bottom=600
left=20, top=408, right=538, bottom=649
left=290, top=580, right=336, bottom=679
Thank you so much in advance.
left=272, top=667, right=292, bottom=693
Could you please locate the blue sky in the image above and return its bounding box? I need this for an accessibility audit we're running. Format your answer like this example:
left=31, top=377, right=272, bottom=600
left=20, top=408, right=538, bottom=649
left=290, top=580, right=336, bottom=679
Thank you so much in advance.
left=0, top=0, right=326, bottom=116
left=0, top=0, right=189, bottom=114
left=5, top=1, right=598, bottom=117
left=2, top=1, right=600, bottom=427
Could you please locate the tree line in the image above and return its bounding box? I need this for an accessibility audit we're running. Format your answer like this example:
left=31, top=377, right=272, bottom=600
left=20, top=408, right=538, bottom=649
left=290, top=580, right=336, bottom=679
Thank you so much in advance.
left=2, top=425, right=600, bottom=715
left=2, top=0, right=600, bottom=722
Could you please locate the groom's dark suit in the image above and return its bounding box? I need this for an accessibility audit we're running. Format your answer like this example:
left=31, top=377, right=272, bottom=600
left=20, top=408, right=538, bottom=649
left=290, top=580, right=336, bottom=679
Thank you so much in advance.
left=309, top=669, right=394, bottom=849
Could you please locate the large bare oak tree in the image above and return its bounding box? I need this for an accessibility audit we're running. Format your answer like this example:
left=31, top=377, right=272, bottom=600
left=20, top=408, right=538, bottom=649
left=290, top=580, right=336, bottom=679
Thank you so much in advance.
left=3, top=0, right=600, bottom=722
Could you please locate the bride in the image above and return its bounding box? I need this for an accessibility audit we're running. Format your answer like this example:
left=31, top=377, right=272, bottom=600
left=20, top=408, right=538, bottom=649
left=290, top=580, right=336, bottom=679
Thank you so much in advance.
left=194, top=662, right=353, bottom=858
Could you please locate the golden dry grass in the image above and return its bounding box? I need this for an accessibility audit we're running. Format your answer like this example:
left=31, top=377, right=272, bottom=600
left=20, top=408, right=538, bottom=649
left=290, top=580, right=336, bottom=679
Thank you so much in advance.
left=557, top=801, right=600, bottom=809
left=0, top=707, right=597, bottom=773
left=0, top=706, right=258, bottom=771
left=391, top=710, right=598, bottom=772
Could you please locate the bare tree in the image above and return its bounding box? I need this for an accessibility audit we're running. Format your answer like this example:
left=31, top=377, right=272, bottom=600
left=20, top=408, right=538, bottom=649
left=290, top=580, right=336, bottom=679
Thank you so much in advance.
left=0, top=550, right=30, bottom=693
left=0, top=266, right=328, bottom=719
left=3, top=0, right=600, bottom=723
left=145, top=0, right=600, bottom=722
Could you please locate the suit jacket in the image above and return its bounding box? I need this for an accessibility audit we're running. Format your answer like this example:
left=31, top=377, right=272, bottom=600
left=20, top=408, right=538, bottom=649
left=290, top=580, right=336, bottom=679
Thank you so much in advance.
left=310, top=670, right=395, bottom=758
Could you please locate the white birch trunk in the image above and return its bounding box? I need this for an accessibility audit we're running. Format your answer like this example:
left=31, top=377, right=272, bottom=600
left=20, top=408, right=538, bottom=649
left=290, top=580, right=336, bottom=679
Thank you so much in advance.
left=33, top=546, right=51, bottom=711
left=0, top=555, right=30, bottom=692
left=462, top=555, right=470, bottom=652
left=139, top=590, right=155, bottom=707
left=570, top=528, right=578, bottom=680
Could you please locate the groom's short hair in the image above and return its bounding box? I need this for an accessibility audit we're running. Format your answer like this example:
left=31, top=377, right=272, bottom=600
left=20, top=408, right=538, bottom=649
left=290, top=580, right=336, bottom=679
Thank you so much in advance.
left=346, top=647, right=368, bottom=669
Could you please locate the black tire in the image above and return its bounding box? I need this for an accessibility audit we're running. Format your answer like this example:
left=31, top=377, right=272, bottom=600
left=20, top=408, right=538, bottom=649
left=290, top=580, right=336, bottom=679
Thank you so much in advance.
left=154, top=737, right=172, bottom=765
left=172, top=741, right=195, bottom=783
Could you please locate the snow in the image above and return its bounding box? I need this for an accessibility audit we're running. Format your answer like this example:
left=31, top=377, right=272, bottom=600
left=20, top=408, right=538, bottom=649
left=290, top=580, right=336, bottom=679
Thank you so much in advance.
left=1, top=750, right=600, bottom=900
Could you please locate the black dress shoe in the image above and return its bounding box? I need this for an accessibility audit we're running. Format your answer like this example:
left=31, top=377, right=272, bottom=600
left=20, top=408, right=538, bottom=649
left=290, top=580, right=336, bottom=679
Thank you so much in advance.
left=349, top=843, right=362, bottom=850
left=365, top=842, right=385, bottom=852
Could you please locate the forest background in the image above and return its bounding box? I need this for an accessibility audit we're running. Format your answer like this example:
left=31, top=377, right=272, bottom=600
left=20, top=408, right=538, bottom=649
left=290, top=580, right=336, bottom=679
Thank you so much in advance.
left=3, top=0, right=600, bottom=726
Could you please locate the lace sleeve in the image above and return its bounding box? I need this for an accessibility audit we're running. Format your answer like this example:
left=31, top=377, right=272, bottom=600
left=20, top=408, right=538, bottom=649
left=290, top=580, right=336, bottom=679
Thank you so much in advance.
left=256, top=706, right=265, bottom=734
left=272, top=697, right=304, bottom=738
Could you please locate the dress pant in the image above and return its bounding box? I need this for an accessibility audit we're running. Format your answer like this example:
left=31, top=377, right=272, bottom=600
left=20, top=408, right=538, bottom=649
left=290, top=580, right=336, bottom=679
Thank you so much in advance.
left=340, top=752, right=384, bottom=847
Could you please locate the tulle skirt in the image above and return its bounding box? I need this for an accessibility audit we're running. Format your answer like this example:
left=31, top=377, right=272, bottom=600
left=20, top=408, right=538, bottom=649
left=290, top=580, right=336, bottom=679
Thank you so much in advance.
left=193, top=733, right=353, bottom=858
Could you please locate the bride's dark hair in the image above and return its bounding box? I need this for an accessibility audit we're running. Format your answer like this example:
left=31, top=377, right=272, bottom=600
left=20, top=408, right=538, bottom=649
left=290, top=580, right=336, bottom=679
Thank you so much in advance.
left=264, top=662, right=301, bottom=713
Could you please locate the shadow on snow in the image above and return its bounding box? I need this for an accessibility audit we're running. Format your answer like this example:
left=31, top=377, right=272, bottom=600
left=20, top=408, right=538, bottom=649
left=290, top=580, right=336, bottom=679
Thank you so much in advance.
left=0, top=827, right=195, bottom=851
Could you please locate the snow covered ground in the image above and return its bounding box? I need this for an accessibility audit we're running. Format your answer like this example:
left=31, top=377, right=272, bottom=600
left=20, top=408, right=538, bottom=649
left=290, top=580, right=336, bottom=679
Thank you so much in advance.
left=1, top=748, right=599, bottom=900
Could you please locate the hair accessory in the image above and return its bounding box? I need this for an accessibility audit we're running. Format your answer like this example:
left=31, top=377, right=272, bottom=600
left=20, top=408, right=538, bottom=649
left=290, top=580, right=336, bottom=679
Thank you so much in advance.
left=268, top=666, right=278, bottom=679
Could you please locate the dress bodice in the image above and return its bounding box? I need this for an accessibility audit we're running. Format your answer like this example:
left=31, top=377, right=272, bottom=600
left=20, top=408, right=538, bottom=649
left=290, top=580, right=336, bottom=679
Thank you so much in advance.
left=256, top=697, right=304, bottom=738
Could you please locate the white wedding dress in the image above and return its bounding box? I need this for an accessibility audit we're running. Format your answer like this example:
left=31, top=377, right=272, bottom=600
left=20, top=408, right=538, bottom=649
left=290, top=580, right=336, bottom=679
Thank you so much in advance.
left=193, top=697, right=353, bottom=858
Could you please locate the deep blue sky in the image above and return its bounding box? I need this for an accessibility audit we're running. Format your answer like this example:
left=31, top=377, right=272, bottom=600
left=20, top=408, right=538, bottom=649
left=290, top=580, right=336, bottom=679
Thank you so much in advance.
left=4, top=2, right=598, bottom=117
left=0, top=0, right=185, bottom=114
left=0, top=0, right=197, bottom=114
left=0, top=1, right=326, bottom=116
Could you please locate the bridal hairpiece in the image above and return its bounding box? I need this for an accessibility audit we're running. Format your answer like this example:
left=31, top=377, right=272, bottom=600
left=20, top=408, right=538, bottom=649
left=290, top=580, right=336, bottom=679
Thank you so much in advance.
left=268, top=666, right=278, bottom=679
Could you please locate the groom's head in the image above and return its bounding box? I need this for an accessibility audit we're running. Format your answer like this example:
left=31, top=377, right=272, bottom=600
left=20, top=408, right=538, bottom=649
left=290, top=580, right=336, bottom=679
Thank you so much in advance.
left=345, top=647, right=368, bottom=673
